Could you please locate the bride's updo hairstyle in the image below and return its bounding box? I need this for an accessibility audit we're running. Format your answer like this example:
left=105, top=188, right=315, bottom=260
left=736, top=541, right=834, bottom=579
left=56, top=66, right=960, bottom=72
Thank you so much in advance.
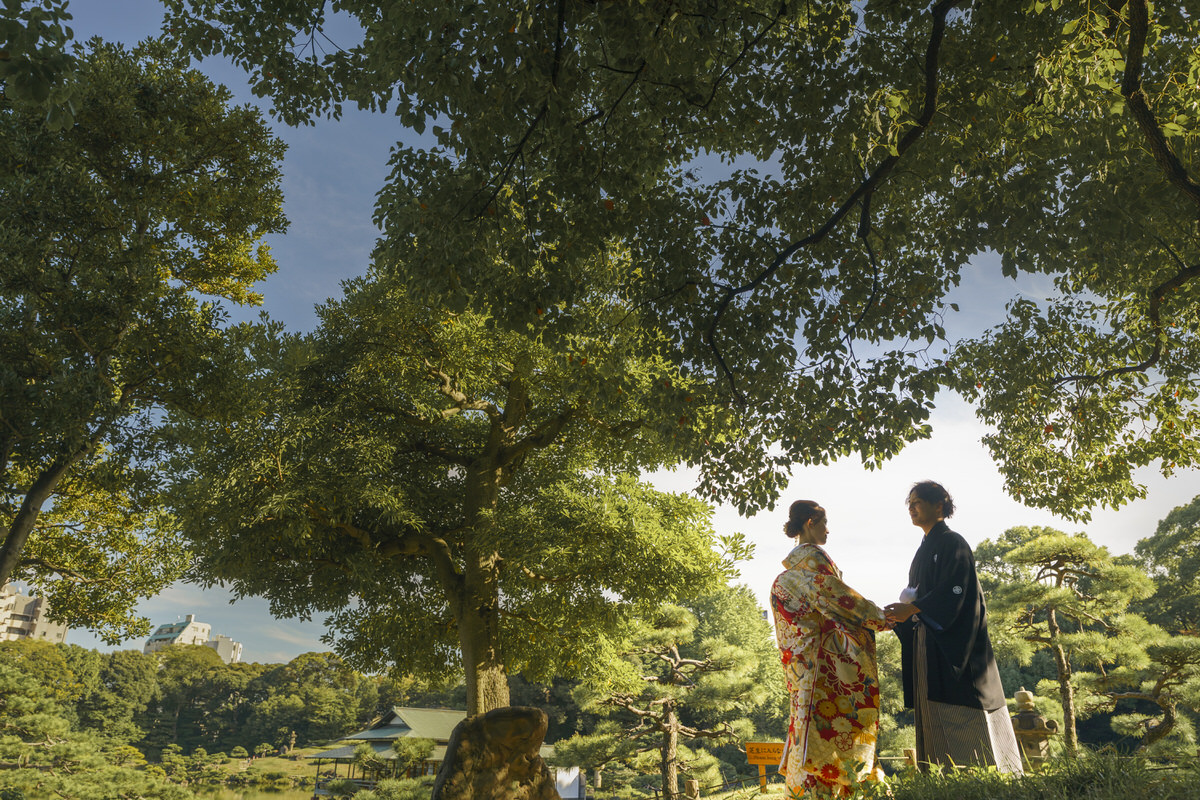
left=784, top=500, right=822, bottom=538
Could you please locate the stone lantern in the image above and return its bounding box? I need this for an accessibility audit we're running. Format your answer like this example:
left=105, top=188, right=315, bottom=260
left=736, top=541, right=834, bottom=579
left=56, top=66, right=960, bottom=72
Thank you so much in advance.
left=1010, top=687, right=1059, bottom=771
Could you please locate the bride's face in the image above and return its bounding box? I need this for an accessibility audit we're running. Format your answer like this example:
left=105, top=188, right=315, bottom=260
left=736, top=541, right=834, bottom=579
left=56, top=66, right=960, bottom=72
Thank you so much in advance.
left=799, top=508, right=828, bottom=546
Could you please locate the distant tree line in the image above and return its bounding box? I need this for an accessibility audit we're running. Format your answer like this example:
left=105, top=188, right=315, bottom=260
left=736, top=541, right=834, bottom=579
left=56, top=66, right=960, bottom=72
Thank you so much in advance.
left=0, top=645, right=379, bottom=759
left=2, top=590, right=789, bottom=767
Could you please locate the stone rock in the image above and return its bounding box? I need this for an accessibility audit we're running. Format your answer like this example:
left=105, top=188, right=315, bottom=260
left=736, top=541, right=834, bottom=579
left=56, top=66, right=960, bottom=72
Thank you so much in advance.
left=431, top=706, right=557, bottom=800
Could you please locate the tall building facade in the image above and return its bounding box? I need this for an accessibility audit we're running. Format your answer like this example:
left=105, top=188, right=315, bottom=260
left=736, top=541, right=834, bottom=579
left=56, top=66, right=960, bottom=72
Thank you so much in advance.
left=0, top=583, right=69, bottom=644
left=143, top=614, right=242, bottom=663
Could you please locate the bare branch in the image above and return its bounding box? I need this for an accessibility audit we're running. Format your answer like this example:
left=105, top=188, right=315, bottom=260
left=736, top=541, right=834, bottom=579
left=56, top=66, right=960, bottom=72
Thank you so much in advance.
left=424, top=360, right=501, bottom=419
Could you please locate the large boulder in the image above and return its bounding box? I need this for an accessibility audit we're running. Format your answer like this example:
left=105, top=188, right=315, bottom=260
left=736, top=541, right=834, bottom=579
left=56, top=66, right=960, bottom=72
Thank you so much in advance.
left=431, top=706, right=557, bottom=800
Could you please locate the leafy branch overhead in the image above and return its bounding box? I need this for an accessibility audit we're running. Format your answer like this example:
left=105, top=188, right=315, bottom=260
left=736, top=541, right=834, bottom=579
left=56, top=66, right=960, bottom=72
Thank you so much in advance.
left=161, top=0, right=1200, bottom=518
left=0, top=0, right=80, bottom=128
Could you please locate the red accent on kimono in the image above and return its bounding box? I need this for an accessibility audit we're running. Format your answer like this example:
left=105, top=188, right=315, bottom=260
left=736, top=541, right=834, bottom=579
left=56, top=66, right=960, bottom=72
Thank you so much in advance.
left=771, top=543, right=890, bottom=798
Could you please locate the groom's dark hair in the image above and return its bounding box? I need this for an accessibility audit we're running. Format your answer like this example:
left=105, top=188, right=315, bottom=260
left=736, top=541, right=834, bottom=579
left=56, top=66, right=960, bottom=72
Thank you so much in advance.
left=910, top=480, right=955, bottom=518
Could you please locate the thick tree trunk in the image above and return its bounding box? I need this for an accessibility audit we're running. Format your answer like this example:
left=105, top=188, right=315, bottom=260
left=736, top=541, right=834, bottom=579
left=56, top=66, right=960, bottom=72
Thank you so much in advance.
left=0, top=455, right=78, bottom=586
left=460, top=550, right=509, bottom=715
left=661, top=705, right=679, bottom=800
left=1046, top=608, right=1078, bottom=754
left=459, top=459, right=510, bottom=716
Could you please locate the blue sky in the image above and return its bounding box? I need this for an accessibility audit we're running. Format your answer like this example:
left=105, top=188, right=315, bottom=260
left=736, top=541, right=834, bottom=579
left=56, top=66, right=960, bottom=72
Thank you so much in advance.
left=58, top=1, right=1200, bottom=665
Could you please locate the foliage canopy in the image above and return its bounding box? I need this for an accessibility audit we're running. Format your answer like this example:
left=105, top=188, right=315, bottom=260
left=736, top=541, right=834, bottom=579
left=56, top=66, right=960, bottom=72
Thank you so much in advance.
left=166, top=277, right=730, bottom=713
left=0, top=38, right=286, bottom=639
left=161, top=0, right=1200, bottom=518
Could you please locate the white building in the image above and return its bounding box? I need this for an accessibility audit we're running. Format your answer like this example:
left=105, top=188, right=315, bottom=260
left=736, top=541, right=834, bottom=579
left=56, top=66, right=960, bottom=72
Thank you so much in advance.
left=143, top=615, right=243, bottom=663
left=205, top=633, right=243, bottom=664
left=0, top=583, right=68, bottom=644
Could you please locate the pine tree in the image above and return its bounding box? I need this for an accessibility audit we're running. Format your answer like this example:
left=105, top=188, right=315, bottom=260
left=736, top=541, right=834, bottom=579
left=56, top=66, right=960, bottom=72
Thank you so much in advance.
left=977, top=526, right=1154, bottom=753
left=554, top=586, right=772, bottom=799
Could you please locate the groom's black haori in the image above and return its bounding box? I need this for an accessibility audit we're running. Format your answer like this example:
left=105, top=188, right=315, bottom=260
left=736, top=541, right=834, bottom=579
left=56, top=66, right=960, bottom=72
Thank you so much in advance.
left=895, top=514, right=1023, bottom=773
left=896, top=520, right=1005, bottom=711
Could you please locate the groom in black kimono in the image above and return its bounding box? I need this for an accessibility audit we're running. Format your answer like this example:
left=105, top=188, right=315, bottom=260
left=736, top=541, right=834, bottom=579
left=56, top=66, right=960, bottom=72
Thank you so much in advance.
left=885, top=481, right=1023, bottom=773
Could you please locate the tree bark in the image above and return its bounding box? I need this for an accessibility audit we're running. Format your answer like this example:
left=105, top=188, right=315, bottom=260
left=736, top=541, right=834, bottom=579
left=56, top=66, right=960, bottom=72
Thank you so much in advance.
left=1142, top=701, right=1177, bottom=749
left=1046, top=608, right=1078, bottom=754
left=0, top=453, right=81, bottom=586
left=460, top=549, right=509, bottom=715
left=458, top=458, right=510, bottom=716
left=661, top=704, right=679, bottom=800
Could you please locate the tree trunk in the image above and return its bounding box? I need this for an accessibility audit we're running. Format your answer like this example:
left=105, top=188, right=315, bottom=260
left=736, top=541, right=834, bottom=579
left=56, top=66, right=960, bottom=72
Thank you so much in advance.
left=1046, top=607, right=1078, bottom=754
left=458, top=459, right=510, bottom=716
left=460, top=551, right=509, bottom=715
left=0, top=454, right=79, bottom=586
left=1141, top=701, right=1177, bottom=749
left=660, top=705, right=679, bottom=800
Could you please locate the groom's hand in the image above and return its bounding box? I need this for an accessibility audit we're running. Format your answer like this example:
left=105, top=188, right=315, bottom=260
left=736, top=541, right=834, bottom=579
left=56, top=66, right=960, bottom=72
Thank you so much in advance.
left=885, top=602, right=919, bottom=624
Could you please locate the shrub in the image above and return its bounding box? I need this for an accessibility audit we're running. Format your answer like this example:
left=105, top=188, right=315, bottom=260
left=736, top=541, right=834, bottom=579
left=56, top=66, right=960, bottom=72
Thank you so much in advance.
left=355, top=777, right=436, bottom=800
left=324, top=778, right=361, bottom=798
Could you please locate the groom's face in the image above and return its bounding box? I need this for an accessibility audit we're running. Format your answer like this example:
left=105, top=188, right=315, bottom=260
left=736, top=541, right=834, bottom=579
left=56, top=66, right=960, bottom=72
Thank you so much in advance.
left=907, top=493, right=941, bottom=529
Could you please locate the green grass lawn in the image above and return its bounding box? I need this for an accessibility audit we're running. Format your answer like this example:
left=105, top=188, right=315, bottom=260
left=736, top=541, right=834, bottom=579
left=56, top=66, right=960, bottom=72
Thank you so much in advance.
left=698, top=754, right=1200, bottom=800
left=218, top=747, right=327, bottom=782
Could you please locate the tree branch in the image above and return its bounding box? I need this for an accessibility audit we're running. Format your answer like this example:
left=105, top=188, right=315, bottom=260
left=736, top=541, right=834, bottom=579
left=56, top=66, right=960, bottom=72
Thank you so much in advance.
left=1050, top=0, right=1200, bottom=385
left=518, top=564, right=575, bottom=584
left=424, top=360, right=501, bottom=419
left=1122, top=1, right=1200, bottom=214
left=499, top=408, right=575, bottom=463
left=705, top=0, right=964, bottom=402
left=410, top=438, right=473, bottom=466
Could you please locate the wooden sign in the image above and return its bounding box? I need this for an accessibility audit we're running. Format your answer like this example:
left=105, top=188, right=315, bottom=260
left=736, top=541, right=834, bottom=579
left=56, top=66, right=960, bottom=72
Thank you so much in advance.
left=744, top=741, right=785, bottom=793
left=744, top=741, right=784, bottom=766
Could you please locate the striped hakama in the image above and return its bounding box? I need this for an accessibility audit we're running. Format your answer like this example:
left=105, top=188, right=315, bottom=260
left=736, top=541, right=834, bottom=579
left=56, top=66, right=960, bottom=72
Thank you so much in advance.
left=913, top=625, right=1024, bottom=773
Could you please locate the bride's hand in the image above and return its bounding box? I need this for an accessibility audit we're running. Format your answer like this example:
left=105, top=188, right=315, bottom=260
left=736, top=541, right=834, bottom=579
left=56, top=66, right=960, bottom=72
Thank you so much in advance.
left=884, top=602, right=918, bottom=624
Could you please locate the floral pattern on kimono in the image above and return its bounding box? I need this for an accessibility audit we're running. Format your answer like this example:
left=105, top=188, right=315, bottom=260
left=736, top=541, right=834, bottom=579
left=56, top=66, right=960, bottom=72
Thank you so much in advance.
left=771, top=543, right=890, bottom=798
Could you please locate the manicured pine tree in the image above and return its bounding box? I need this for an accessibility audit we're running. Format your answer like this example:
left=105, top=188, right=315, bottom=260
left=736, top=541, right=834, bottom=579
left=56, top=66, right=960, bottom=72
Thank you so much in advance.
left=554, top=586, right=771, bottom=800
left=977, top=526, right=1154, bottom=753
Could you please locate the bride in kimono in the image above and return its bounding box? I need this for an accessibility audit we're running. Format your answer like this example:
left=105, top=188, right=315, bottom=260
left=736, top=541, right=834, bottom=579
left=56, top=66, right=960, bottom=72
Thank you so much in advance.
left=771, top=500, right=891, bottom=798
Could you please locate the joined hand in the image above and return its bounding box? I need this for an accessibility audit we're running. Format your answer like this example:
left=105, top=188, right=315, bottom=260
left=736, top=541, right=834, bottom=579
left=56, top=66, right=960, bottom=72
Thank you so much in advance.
left=884, top=602, right=918, bottom=624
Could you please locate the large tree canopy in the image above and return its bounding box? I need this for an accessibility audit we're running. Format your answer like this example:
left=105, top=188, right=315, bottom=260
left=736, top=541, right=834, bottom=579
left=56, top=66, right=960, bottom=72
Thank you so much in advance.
left=166, top=275, right=732, bottom=713
left=0, top=38, right=286, bottom=639
left=163, top=0, right=1200, bottom=518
